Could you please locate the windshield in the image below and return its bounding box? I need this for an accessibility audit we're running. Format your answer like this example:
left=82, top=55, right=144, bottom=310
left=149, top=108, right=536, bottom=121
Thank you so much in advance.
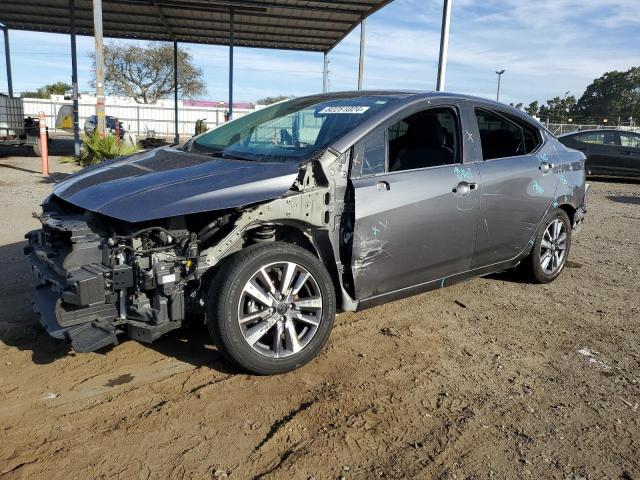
left=188, top=94, right=402, bottom=162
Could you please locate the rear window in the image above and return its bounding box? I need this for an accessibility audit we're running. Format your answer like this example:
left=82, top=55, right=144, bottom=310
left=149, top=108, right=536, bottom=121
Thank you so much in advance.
left=475, top=108, right=542, bottom=160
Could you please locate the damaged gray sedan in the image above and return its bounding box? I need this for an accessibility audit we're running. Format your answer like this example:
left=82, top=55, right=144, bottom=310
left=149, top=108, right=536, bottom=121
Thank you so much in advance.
left=25, top=91, right=587, bottom=374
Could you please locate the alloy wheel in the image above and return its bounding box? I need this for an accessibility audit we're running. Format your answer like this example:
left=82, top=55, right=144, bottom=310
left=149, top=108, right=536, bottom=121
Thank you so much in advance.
left=237, top=261, right=323, bottom=358
left=540, top=218, right=568, bottom=274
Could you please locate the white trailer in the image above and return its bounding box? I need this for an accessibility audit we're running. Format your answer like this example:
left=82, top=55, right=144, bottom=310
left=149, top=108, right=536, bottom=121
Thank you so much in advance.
left=0, top=94, right=45, bottom=155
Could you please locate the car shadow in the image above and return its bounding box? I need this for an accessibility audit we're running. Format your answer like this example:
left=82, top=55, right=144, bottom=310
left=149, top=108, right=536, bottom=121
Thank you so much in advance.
left=484, top=268, right=531, bottom=284
left=38, top=172, right=73, bottom=184
left=607, top=195, right=640, bottom=205
left=0, top=239, right=238, bottom=374
left=0, top=138, right=77, bottom=158
left=588, top=176, right=640, bottom=185
left=148, top=323, right=241, bottom=375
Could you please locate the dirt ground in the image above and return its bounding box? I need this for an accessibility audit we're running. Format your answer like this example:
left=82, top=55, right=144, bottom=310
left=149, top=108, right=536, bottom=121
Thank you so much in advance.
left=0, top=144, right=639, bottom=480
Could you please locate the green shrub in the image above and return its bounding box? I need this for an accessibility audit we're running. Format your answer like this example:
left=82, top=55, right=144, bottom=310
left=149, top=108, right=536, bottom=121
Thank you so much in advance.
left=80, top=131, right=138, bottom=166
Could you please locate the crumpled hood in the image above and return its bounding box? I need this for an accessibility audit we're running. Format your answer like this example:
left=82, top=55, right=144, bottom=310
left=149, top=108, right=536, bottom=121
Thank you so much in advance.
left=53, top=147, right=300, bottom=222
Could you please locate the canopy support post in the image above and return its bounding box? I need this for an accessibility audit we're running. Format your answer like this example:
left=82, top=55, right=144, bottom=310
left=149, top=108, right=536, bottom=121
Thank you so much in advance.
left=92, top=0, right=106, bottom=136
left=228, top=9, right=234, bottom=121
left=436, top=0, right=452, bottom=91
left=322, top=52, right=328, bottom=93
left=357, top=19, right=365, bottom=90
left=173, top=40, right=179, bottom=143
left=70, top=0, right=80, bottom=157
left=2, top=27, right=13, bottom=97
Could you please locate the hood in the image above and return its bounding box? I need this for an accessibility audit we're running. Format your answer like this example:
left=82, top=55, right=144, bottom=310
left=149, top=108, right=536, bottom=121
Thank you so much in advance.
left=53, top=147, right=300, bottom=222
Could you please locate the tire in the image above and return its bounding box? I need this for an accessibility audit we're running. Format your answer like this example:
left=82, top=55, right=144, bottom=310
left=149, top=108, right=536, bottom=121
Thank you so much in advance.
left=207, top=241, right=336, bottom=375
left=523, top=208, right=572, bottom=284
left=32, top=139, right=41, bottom=157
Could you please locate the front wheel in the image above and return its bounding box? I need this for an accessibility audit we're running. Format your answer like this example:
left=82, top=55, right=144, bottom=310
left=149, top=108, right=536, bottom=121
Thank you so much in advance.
left=523, top=208, right=572, bottom=284
left=207, top=242, right=336, bottom=375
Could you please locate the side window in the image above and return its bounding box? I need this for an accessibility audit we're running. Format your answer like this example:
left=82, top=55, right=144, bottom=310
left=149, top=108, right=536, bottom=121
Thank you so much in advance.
left=362, top=131, right=386, bottom=176
left=619, top=132, right=640, bottom=149
left=388, top=107, right=459, bottom=172
left=575, top=131, right=615, bottom=145
left=575, top=132, right=603, bottom=144
left=475, top=108, right=542, bottom=160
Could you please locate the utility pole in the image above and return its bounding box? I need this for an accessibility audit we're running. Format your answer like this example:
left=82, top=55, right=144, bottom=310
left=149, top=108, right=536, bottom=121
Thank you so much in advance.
left=495, top=69, right=505, bottom=102
left=92, top=0, right=106, bottom=136
left=436, top=0, right=452, bottom=92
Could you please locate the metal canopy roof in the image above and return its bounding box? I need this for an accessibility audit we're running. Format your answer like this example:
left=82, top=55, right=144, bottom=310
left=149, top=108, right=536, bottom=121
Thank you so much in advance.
left=0, top=0, right=392, bottom=52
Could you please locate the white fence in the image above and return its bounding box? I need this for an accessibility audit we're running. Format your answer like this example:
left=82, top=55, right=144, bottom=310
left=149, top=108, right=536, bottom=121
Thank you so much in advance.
left=21, top=98, right=253, bottom=138
left=547, top=122, right=638, bottom=136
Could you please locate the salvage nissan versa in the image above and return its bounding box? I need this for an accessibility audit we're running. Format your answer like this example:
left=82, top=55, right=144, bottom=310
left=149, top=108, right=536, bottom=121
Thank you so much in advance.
left=26, top=91, right=587, bottom=374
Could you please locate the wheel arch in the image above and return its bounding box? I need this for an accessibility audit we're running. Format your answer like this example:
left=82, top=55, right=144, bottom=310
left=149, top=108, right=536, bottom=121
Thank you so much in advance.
left=254, top=222, right=344, bottom=310
left=557, top=203, right=576, bottom=226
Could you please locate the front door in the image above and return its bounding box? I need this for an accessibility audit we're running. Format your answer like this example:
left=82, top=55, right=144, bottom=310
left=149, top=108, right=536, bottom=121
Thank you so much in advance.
left=349, top=103, right=480, bottom=300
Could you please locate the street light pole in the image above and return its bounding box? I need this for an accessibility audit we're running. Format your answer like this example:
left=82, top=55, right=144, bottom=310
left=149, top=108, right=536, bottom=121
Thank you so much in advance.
left=495, top=69, right=505, bottom=102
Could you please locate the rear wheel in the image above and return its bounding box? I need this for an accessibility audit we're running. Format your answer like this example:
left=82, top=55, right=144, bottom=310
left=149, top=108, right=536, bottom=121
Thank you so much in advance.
left=32, top=138, right=41, bottom=157
left=523, top=209, right=572, bottom=283
left=207, top=242, right=336, bottom=375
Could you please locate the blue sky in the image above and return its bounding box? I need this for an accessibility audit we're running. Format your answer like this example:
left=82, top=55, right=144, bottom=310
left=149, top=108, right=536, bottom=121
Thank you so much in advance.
left=1, top=0, right=639, bottom=105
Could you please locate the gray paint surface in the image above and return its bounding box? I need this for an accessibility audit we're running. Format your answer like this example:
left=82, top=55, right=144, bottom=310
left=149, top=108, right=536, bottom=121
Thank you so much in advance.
left=53, top=147, right=299, bottom=222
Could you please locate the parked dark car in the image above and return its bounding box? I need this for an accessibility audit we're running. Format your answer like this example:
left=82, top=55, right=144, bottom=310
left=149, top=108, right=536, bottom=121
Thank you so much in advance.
left=26, top=91, right=587, bottom=374
left=558, top=128, right=640, bottom=178
left=84, top=115, right=126, bottom=137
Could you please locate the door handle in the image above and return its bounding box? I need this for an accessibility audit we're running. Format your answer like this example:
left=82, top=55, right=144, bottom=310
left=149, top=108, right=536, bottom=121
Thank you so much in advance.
left=376, top=180, right=390, bottom=191
left=452, top=182, right=476, bottom=196
left=539, top=162, right=554, bottom=174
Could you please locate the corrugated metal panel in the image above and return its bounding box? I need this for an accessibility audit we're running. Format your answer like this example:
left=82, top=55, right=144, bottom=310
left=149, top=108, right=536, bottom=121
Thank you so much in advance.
left=0, top=0, right=392, bottom=52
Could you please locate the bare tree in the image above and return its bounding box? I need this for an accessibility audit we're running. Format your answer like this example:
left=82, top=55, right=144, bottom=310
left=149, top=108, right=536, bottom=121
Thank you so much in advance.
left=91, top=42, right=206, bottom=104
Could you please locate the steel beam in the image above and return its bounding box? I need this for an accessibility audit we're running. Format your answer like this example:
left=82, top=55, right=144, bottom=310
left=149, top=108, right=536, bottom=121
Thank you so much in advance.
left=118, top=0, right=368, bottom=16
left=173, top=40, right=179, bottom=143
left=436, top=0, right=451, bottom=92
left=93, top=0, right=106, bottom=136
left=357, top=19, right=365, bottom=90
left=228, top=9, right=234, bottom=121
left=2, top=27, right=13, bottom=97
left=70, top=0, right=80, bottom=156
left=322, top=52, right=328, bottom=93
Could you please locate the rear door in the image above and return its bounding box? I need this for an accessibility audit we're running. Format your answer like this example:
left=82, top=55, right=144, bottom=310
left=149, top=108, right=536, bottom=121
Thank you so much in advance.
left=616, top=131, right=640, bottom=177
left=350, top=100, right=480, bottom=300
left=470, top=106, right=556, bottom=268
left=579, top=130, right=619, bottom=175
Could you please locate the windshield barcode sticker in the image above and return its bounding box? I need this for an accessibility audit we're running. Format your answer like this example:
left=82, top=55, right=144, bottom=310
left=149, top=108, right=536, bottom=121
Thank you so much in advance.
left=318, top=106, right=370, bottom=114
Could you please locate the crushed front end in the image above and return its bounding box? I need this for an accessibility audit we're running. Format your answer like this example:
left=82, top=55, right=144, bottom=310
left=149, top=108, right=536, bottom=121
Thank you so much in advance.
left=25, top=198, right=202, bottom=352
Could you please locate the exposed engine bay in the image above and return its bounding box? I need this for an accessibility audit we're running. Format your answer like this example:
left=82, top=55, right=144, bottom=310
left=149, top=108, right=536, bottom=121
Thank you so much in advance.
left=25, top=150, right=354, bottom=353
